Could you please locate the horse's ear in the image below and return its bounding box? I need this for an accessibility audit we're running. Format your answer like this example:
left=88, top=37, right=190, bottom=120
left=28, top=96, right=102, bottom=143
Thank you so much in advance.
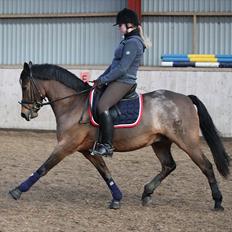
left=23, top=62, right=30, bottom=73
left=28, top=61, right=33, bottom=69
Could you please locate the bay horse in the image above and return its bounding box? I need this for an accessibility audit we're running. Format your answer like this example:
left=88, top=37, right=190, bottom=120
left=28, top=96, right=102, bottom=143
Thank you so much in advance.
left=9, top=62, right=230, bottom=210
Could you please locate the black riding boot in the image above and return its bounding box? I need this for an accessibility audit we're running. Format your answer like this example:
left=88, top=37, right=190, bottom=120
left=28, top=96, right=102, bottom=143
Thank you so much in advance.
left=94, top=111, right=114, bottom=157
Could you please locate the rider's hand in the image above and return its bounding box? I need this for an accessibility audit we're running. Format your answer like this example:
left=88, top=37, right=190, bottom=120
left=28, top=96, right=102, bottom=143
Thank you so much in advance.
left=94, top=79, right=104, bottom=89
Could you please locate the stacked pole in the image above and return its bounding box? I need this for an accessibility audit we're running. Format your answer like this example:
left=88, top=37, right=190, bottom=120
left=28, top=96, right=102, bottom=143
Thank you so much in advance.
left=161, top=54, right=232, bottom=68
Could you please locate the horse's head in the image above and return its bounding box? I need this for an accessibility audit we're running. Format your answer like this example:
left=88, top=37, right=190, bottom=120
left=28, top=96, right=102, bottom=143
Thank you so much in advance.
left=19, top=62, right=45, bottom=121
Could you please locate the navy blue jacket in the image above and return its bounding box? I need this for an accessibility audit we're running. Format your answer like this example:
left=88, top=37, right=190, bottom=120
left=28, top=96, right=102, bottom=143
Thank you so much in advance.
left=99, top=33, right=145, bottom=85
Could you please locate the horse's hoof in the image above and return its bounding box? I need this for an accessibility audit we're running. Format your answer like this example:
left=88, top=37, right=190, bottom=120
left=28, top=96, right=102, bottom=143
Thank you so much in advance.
left=214, top=202, right=224, bottom=211
left=142, top=196, right=152, bottom=206
left=214, top=206, right=224, bottom=211
left=9, top=187, right=22, bottom=200
left=214, top=205, right=224, bottom=211
left=109, top=199, right=121, bottom=210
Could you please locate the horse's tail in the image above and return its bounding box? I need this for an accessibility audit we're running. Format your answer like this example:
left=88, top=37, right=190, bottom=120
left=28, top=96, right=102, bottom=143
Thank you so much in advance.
left=188, top=95, right=230, bottom=178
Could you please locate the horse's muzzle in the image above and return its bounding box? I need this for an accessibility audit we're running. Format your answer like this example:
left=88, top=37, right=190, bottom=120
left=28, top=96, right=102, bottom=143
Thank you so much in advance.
left=21, top=111, right=31, bottom=121
left=21, top=110, right=38, bottom=121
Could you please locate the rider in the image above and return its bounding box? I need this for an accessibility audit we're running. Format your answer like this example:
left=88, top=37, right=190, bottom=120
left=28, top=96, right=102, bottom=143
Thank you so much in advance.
left=93, top=8, right=147, bottom=157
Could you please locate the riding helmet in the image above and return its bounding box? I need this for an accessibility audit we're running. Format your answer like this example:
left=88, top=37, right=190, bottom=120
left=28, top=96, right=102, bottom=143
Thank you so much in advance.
left=114, top=8, right=140, bottom=26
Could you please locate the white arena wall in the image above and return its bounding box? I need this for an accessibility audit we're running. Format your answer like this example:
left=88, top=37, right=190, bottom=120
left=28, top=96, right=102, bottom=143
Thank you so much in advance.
left=0, top=67, right=231, bottom=137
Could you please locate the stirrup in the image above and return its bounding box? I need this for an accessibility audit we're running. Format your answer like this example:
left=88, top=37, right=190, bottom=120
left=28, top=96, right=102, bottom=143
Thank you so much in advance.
left=90, top=143, right=114, bottom=157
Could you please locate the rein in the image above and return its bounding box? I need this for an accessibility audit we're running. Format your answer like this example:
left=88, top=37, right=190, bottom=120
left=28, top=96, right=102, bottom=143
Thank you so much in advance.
left=18, top=88, right=92, bottom=112
left=36, top=88, right=92, bottom=107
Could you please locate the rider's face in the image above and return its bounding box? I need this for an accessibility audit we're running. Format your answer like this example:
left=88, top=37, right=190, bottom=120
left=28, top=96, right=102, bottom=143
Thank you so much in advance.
left=118, top=24, right=127, bottom=34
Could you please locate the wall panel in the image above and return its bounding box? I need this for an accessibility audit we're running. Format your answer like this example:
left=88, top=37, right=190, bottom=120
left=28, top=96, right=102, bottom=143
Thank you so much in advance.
left=0, top=0, right=127, bottom=14
left=143, top=16, right=193, bottom=66
left=142, top=0, right=232, bottom=12
left=0, top=17, right=122, bottom=65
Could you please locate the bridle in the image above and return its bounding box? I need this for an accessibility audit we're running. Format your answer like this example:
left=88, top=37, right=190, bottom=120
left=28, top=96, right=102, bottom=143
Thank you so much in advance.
left=19, top=62, right=93, bottom=114
left=19, top=62, right=46, bottom=114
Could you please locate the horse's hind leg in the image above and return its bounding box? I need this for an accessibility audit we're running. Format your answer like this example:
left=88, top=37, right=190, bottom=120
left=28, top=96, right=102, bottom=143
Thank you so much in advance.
left=82, top=152, right=122, bottom=209
left=9, top=144, right=70, bottom=200
left=184, top=146, right=224, bottom=211
left=142, top=139, right=176, bottom=206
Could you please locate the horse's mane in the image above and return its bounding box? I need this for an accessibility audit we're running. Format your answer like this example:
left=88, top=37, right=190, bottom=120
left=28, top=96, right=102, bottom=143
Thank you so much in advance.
left=29, top=64, right=91, bottom=92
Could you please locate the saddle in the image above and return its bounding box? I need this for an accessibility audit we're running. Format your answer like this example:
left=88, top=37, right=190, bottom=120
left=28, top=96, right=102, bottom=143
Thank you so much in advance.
left=88, top=84, right=143, bottom=128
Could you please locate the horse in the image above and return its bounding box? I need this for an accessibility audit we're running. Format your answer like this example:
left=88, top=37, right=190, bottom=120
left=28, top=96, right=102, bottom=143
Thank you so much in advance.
left=9, top=62, right=230, bottom=210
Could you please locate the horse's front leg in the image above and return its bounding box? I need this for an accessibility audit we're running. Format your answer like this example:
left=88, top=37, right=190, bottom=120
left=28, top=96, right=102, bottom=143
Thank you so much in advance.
left=82, top=152, right=123, bottom=209
left=9, top=143, right=71, bottom=200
